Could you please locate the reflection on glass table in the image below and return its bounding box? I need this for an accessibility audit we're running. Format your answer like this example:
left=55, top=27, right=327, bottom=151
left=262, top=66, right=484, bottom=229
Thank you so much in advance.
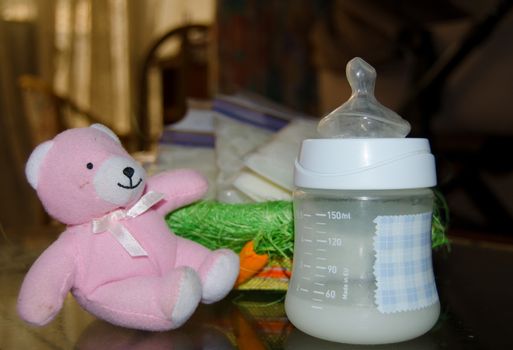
left=1, top=225, right=511, bottom=349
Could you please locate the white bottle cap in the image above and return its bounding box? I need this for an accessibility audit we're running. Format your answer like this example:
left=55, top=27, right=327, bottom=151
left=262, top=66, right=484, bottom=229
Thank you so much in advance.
left=294, top=138, right=436, bottom=190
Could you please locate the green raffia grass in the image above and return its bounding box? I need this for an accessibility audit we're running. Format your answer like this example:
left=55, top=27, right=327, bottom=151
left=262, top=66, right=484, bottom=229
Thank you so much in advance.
left=432, top=189, right=451, bottom=249
left=166, top=196, right=450, bottom=258
left=166, top=201, right=294, bottom=257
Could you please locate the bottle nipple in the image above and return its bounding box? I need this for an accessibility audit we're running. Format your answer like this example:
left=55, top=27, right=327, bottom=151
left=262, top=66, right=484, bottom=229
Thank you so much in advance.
left=318, top=57, right=411, bottom=138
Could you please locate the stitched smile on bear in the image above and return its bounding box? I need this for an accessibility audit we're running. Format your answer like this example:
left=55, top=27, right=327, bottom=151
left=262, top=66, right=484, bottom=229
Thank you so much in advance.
left=117, top=166, right=142, bottom=189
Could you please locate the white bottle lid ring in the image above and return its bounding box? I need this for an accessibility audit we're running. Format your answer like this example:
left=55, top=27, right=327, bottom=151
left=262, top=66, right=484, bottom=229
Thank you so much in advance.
left=294, top=138, right=437, bottom=190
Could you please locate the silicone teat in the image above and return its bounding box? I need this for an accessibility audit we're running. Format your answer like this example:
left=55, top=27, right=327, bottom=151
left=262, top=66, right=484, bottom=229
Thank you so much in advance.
left=318, top=57, right=411, bottom=138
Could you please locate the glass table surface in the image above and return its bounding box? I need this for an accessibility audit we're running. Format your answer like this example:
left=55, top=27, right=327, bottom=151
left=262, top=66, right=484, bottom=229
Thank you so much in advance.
left=1, top=226, right=511, bottom=349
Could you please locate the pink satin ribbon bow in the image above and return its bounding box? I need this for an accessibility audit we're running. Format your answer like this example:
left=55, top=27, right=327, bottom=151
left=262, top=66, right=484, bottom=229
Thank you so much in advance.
left=92, top=191, right=164, bottom=257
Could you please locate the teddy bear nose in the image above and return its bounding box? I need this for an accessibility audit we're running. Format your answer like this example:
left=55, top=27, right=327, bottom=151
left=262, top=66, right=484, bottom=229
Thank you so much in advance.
left=123, top=167, right=135, bottom=179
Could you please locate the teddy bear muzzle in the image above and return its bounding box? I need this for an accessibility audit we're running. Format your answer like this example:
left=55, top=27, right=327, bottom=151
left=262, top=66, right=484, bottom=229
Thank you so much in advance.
left=118, top=167, right=143, bottom=190
left=94, top=157, right=146, bottom=206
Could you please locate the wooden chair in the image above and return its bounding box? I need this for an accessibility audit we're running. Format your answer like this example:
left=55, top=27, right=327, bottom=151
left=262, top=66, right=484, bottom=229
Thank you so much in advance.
left=18, top=75, right=104, bottom=225
left=137, top=24, right=212, bottom=151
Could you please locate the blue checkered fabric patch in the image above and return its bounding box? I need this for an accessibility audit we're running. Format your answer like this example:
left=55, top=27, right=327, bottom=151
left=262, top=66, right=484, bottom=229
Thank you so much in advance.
left=373, top=212, right=438, bottom=313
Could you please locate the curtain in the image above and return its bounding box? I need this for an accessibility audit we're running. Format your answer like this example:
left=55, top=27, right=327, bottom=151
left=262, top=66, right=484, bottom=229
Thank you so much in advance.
left=52, top=0, right=214, bottom=136
left=0, top=0, right=214, bottom=229
left=0, top=0, right=47, bottom=229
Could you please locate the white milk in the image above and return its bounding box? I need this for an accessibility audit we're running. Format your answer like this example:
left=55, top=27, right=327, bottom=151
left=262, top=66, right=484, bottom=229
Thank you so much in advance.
left=285, top=293, right=440, bottom=344
left=286, top=188, right=440, bottom=344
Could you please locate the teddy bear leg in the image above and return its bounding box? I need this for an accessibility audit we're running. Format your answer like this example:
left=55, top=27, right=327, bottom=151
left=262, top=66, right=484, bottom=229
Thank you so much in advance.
left=78, top=267, right=201, bottom=331
left=198, top=249, right=239, bottom=304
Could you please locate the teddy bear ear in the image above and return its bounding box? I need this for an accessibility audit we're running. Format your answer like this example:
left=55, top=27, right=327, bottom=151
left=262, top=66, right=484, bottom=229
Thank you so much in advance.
left=26, top=140, right=54, bottom=190
left=90, top=123, right=121, bottom=144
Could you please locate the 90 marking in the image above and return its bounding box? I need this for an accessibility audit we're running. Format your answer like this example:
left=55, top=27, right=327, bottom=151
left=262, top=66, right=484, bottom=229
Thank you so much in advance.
left=327, top=265, right=338, bottom=274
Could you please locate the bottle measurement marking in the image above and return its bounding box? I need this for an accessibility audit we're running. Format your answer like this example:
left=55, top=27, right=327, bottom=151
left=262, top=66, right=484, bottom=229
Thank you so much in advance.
left=315, top=213, right=327, bottom=217
left=303, top=213, right=312, bottom=217
left=325, top=290, right=336, bottom=299
left=312, top=298, right=323, bottom=302
left=301, top=276, right=311, bottom=281
left=314, top=282, right=325, bottom=287
left=315, top=266, right=327, bottom=270
left=316, top=239, right=327, bottom=243
left=316, top=230, right=327, bottom=234
left=328, top=237, right=343, bottom=246
left=316, top=248, right=327, bottom=252
left=299, top=287, right=309, bottom=293
left=311, top=305, right=323, bottom=310
left=304, top=251, right=312, bottom=256
left=316, top=222, right=327, bottom=226
left=316, top=257, right=327, bottom=261
left=304, top=226, right=314, bottom=230
left=313, top=290, right=325, bottom=296
left=303, top=263, right=312, bottom=268
left=315, top=274, right=326, bottom=278
left=302, top=238, right=313, bottom=243
left=327, top=211, right=351, bottom=220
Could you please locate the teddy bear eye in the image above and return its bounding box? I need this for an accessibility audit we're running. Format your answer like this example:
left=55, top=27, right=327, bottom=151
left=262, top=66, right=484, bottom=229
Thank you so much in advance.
left=86, top=162, right=94, bottom=170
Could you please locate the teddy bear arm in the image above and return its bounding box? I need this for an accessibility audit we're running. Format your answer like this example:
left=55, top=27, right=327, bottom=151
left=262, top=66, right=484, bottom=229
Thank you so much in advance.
left=146, top=169, right=208, bottom=215
left=17, top=234, right=76, bottom=326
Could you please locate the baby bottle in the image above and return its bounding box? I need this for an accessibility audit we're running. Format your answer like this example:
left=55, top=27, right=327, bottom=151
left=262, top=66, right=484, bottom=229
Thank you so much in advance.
left=285, top=57, right=440, bottom=344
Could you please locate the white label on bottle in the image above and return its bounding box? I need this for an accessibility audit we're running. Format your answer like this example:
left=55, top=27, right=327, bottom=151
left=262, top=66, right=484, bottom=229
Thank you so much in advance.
left=373, top=212, right=438, bottom=313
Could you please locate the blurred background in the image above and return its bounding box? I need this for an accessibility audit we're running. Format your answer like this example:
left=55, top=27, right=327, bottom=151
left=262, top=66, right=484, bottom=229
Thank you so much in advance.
left=1, top=0, right=513, bottom=239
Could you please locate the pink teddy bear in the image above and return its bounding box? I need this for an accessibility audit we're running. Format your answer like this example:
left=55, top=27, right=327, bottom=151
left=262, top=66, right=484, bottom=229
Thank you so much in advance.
left=18, top=124, right=239, bottom=331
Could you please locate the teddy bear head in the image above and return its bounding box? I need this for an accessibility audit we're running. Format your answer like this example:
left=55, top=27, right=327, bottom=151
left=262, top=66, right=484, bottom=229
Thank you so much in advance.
left=26, top=124, right=147, bottom=225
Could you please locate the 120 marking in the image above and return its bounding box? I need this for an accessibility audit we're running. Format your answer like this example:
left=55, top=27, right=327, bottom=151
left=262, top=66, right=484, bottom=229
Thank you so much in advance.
left=328, top=237, right=342, bottom=246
